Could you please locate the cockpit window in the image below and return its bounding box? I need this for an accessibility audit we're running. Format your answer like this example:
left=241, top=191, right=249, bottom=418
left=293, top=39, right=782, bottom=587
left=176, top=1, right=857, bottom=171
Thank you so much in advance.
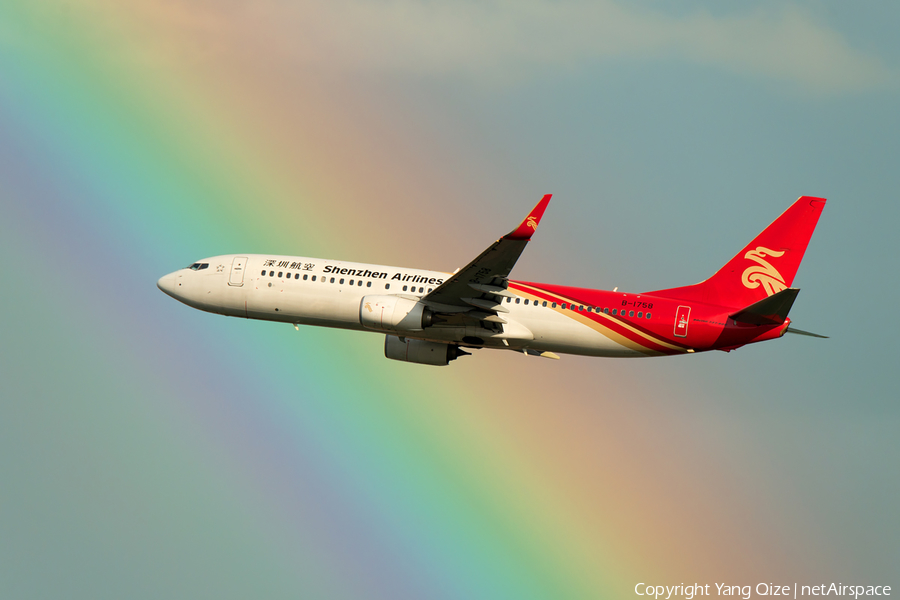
left=188, top=263, right=209, bottom=271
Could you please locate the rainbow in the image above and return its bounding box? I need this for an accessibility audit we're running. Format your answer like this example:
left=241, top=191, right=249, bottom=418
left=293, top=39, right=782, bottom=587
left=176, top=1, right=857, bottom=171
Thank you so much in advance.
left=1, top=2, right=821, bottom=597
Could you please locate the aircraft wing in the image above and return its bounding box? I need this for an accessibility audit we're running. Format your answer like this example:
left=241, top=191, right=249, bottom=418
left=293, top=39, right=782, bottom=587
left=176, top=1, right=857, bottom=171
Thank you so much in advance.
left=422, top=195, right=551, bottom=323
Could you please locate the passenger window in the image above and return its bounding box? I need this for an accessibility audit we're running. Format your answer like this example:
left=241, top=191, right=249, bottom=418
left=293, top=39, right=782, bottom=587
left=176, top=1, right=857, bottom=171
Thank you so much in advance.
left=358, top=281, right=363, bottom=286
left=403, top=285, right=408, bottom=291
left=269, top=271, right=275, bottom=277
left=604, top=308, right=609, bottom=314
left=515, top=298, right=521, bottom=304
left=349, top=280, right=354, bottom=285
left=579, top=305, right=584, bottom=311
left=295, top=273, right=300, bottom=279
left=311, top=275, right=316, bottom=281
left=367, top=281, right=372, bottom=287
left=637, top=311, right=643, bottom=318
left=419, top=287, right=424, bottom=293
left=330, top=277, right=335, bottom=283
left=506, top=297, right=512, bottom=303
left=339, top=279, right=344, bottom=284
left=646, top=312, right=651, bottom=319
left=552, top=302, right=557, bottom=308
left=428, top=288, right=433, bottom=292
left=561, top=303, right=567, bottom=309
left=629, top=310, right=634, bottom=317
left=278, top=272, right=283, bottom=278
left=612, top=309, right=617, bottom=315
left=385, top=284, right=390, bottom=289
left=303, top=274, right=308, bottom=280
left=542, top=301, right=547, bottom=307
left=261, top=270, right=266, bottom=276
left=524, top=299, right=529, bottom=305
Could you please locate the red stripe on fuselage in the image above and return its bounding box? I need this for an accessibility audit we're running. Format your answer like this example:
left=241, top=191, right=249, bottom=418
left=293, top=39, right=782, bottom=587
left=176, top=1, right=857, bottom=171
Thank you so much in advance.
left=509, top=281, right=688, bottom=355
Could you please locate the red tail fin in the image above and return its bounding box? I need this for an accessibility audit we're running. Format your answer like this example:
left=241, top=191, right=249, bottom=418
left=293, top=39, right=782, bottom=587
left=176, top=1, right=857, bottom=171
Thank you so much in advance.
left=650, top=196, right=826, bottom=308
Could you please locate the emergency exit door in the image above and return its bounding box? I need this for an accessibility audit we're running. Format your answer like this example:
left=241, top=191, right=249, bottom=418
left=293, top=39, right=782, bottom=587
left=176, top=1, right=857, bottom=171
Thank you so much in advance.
left=229, top=256, right=247, bottom=286
left=674, top=305, right=691, bottom=338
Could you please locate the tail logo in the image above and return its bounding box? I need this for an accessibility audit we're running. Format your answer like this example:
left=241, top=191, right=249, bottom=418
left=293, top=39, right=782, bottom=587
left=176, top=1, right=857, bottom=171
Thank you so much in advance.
left=364, top=302, right=373, bottom=313
left=526, top=216, right=538, bottom=230
left=742, top=247, right=786, bottom=296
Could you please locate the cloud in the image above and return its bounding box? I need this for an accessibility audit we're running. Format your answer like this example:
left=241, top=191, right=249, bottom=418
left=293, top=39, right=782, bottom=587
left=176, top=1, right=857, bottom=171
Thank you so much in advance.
left=27, top=0, right=893, bottom=93
left=253, top=0, right=894, bottom=92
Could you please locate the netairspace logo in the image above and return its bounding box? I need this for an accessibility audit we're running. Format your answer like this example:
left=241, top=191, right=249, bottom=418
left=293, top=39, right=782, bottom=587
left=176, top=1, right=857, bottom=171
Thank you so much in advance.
left=634, top=583, right=892, bottom=600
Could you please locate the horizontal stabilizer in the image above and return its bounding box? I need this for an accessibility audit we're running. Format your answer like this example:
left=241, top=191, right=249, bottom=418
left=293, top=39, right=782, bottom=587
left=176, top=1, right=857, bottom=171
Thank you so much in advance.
left=729, top=288, right=799, bottom=325
left=785, top=327, right=828, bottom=339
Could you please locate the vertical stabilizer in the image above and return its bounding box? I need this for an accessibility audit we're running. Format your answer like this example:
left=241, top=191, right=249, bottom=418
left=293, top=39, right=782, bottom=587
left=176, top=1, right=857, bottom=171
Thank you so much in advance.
left=650, top=196, right=826, bottom=308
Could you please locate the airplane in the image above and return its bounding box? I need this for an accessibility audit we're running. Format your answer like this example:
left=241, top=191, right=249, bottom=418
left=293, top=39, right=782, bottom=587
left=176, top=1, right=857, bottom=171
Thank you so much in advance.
left=157, top=195, right=826, bottom=365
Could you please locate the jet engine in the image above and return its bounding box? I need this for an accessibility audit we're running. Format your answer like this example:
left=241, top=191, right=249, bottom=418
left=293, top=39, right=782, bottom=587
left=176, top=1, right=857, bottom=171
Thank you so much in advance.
left=384, top=335, right=469, bottom=366
left=359, top=295, right=434, bottom=332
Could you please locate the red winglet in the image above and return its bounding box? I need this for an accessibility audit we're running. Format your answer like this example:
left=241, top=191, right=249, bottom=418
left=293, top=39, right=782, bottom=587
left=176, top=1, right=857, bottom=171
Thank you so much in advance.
left=506, top=194, right=552, bottom=240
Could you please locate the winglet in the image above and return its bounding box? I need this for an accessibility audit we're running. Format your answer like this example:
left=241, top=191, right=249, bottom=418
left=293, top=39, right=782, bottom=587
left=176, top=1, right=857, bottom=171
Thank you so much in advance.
left=506, top=194, right=552, bottom=240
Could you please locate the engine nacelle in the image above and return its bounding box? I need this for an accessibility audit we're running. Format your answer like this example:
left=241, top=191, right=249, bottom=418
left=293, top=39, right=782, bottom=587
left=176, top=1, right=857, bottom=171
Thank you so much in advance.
left=359, top=295, right=433, bottom=332
left=384, top=335, right=467, bottom=366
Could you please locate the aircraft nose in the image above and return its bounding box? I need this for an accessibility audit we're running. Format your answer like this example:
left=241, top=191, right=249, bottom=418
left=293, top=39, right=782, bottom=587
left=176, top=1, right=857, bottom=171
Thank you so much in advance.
left=157, top=272, right=177, bottom=298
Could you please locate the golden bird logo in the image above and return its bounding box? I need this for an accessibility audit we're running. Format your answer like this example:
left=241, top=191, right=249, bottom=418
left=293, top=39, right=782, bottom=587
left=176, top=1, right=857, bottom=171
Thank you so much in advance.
left=364, top=302, right=373, bottom=313
left=741, top=247, right=786, bottom=296
left=526, top=216, right=538, bottom=230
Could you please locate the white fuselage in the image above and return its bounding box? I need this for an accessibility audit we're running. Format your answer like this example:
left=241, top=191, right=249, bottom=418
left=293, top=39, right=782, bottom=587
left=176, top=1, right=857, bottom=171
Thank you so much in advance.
left=157, top=253, right=655, bottom=358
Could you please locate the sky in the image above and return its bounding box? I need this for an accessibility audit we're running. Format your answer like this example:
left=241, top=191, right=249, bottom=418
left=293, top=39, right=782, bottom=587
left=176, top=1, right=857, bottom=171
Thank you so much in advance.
left=1, top=1, right=898, bottom=598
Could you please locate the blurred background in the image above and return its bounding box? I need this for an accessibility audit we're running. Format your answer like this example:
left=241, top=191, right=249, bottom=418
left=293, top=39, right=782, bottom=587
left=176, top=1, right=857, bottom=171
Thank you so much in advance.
left=1, top=2, right=897, bottom=598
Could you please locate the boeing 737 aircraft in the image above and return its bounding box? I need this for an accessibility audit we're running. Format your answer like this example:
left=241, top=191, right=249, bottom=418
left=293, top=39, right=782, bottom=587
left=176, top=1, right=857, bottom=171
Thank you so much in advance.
left=158, top=195, right=826, bottom=365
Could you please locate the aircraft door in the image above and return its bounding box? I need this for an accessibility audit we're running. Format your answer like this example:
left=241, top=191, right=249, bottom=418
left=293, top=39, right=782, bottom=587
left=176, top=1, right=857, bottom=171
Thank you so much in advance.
left=674, top=305, right=691, bottom=338
left=229, top=256, right=248, bottom=286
